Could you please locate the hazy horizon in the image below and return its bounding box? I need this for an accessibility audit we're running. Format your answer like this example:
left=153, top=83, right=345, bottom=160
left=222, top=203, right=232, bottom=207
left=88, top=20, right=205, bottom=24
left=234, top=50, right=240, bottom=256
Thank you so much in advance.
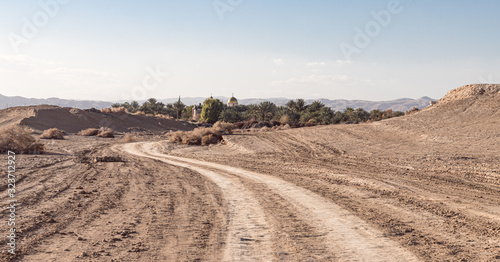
left=1, top=1, right=499, bottom=102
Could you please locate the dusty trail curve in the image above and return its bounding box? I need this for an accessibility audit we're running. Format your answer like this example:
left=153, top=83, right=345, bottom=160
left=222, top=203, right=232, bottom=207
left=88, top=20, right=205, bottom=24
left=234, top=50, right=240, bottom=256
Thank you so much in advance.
left=121, top=143, right=274, bottom=262
left=122, top=142, right=421, bottom=262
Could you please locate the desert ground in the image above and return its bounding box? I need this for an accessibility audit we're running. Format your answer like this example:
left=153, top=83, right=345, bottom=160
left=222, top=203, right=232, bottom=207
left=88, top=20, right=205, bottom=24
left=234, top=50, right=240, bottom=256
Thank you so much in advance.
left=1, top=84, right=499, bottom=261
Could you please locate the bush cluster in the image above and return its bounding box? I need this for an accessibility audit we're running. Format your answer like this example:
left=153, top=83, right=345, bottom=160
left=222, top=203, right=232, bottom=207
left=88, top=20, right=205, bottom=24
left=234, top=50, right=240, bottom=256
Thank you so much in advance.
left=0, top=126, right=44, bottom=154
left=78, top=127, right=115, bottom=138
left=169, top=121, right=234, bottom=146
left=39, top=128, right=65, bottom=139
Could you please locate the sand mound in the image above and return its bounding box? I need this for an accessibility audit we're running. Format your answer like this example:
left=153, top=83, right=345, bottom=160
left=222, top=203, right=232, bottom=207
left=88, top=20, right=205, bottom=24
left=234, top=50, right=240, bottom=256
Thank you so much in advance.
left=0, top=105, right=195, bottom=133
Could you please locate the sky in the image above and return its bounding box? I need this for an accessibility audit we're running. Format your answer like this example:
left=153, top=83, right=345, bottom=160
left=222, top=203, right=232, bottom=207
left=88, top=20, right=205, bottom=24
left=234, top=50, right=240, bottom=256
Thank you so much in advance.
left=0, top=0, right=499, bottom=102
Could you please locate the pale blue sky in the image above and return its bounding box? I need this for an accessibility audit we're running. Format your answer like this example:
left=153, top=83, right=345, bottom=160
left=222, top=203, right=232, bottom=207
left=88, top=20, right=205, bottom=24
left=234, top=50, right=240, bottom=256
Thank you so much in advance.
left=0, top=0, right=499, bottom=101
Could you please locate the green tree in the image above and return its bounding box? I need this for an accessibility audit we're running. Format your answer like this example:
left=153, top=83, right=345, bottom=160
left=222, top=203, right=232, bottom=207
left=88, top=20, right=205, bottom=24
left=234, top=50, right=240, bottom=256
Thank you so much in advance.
left=244, top=104, right=260, bottom=120
left=353, top=108, right=369, bottom=123
left=130, top=101, right=140, bottom=112
left=307, top=101, right=325, bottom=113
left=219, top=108, right=243, bottom=123
left=370, top=109, right=383, bottom=121
left=286, top=99, right=307, bottom=114
left=200, top=98, right=224, bottom=124
left=258, top=101, right=277, bottom=121
left=172, top=97, right=185, bottom=119
left=185, top=105, right=194, bottom=120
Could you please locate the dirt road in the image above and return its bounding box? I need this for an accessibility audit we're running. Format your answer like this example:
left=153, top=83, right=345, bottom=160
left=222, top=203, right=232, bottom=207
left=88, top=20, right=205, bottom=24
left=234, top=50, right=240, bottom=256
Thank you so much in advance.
left=2, top=85, right=499, bottom=261
left=123, top=142, right=420, bottom=261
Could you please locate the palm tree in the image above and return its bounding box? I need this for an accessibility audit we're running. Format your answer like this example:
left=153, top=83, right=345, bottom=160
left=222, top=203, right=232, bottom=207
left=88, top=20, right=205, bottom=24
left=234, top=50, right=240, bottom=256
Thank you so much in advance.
left=172, top=97, right=185, bottom=119
left=258, top=101, right=277, bottom=121
left=245, top=104, right=260, bottom=120
left=286, top=99, right=307, bottom=114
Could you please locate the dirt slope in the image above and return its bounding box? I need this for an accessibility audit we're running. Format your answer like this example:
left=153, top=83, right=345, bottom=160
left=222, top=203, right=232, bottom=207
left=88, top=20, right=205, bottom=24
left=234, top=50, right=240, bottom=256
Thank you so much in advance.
left=0, top=105, right=195, bottom=133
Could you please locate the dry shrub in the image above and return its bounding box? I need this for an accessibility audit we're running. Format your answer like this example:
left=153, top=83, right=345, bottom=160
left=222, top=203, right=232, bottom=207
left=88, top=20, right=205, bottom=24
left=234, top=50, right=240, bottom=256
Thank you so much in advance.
left=233, top=119, right=258, bottom=129
left=133, top=111, right=145, bottom=115
left=168, top=121, right=233, bottom=146
left=280, top=114, right=292, bottom=125
left=78, top=128, right=100, bottom=136
left=101, top=107, right=128, bottom=114
left=122, top=133, right=136, bottom=143
left=183, top=133, right=202, bottom=145
left=96, top=127, right=114, bottom=138
left=201, top=134, right=221, bottom=146
left=213, top=121, right=234, bottom=134
left=155, top=114, right=174, bottom=119
left=39, top=128, right=65, bottom=139
left=169, top=131, right=185, bottom=143
left=0, top=126, right=44, bottom=154
left=111, top=107, right=128, bottom=114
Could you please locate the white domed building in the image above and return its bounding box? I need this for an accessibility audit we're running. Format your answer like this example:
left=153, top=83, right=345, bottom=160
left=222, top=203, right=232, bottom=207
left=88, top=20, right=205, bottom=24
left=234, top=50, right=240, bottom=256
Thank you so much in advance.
left=227, top=94, right=238, bottom=107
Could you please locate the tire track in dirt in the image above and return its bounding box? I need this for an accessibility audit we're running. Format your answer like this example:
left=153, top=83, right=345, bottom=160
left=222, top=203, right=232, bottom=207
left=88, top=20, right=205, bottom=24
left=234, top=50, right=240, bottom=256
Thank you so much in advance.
left=124, top=142, right=421, bottom=262
left=123, top=143, right=274, bottom=262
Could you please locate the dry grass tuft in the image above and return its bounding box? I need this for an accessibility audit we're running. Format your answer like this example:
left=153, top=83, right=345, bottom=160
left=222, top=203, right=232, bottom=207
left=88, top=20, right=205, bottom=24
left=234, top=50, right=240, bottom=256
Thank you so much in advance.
left=102, top=107, right=128, bottom=114
left=78, top=128, right=100, bottom=136
left=39, top=128, right=65, bottom=139
left=0, top=126, right=44, bottom=154
left=122, top=133, right=136, bottom=143
left=96, top=127, right=115, bottom=138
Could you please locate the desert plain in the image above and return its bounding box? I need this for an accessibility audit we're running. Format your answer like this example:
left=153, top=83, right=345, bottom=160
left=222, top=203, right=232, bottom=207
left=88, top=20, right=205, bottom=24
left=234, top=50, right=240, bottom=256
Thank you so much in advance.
left=1, top=84, right=499, bottom=261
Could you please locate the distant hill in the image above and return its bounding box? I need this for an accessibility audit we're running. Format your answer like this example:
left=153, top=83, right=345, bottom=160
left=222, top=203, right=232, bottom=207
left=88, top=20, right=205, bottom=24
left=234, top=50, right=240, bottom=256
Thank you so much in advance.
left=0, top=94, right=113, bottom=110
left=0, top=94, right=435, bottom=112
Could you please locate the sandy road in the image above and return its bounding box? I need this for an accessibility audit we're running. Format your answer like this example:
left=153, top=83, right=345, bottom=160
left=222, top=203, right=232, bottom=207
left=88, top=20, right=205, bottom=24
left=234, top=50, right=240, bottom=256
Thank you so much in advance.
left=123, top=142, right=420, bottom=262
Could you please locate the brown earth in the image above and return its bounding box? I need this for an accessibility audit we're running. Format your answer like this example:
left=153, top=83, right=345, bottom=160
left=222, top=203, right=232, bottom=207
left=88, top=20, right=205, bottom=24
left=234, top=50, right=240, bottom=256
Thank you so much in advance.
left=0, top=84, right=499, bottom=261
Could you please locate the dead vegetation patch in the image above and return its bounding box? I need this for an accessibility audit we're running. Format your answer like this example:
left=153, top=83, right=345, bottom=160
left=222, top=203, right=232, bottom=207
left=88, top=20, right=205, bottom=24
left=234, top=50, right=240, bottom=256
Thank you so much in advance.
left=101, top=107, right=128, bottom=114
left=122, top=134, right=136, bottom=143
left=0, top=126, right=44, bottom=154
left=78, top=155, right=124, bottom=163
left=78, top=128, right=100, bottom=136
left=78, top=127, right=115, bottom=138
left=168, top=121, right=234, bottom=146
left=39, top=128, right=65, bottom=139
left=96, top=127, right=115, bottom=138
